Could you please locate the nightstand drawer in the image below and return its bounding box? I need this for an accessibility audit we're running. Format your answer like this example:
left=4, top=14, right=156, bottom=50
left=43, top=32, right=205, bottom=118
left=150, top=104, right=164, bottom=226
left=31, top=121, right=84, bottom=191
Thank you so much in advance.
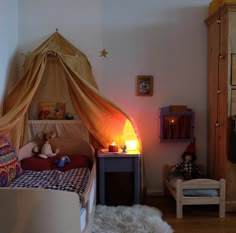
left=100, top=157, right=136, bottom=172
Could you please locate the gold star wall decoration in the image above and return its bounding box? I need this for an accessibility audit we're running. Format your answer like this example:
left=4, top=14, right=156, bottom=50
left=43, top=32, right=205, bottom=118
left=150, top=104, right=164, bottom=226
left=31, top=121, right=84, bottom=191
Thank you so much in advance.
left=99, top=49, right=109, bottom=57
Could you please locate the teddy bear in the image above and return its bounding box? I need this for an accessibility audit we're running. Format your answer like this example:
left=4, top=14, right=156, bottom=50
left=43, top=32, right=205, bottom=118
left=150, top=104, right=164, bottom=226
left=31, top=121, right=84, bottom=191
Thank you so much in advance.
left=33, top=131, right=60, bottom=159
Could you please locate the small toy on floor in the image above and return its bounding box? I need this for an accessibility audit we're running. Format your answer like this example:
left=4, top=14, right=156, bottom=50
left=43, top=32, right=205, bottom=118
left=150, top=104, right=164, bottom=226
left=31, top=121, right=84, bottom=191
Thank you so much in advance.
left=57, top=156, right=71, bottom=168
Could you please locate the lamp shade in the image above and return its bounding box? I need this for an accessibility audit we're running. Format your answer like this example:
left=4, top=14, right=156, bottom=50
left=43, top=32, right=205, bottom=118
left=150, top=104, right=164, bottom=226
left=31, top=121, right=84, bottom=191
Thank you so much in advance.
left=125, top=140, right=137, bottom=151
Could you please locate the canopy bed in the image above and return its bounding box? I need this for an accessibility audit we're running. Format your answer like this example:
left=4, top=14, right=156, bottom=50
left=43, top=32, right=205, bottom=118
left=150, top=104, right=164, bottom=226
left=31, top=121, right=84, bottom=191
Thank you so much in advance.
left=1, top=32, right=141, bottom=151
left=0, top=135, right=96, bottom=233
left=0, top=32, right=142, bottom=233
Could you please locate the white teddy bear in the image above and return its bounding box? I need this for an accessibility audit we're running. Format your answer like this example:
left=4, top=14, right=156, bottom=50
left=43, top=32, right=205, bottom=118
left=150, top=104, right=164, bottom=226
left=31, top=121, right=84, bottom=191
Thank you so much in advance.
left=33, top=131, right=60, bottom=159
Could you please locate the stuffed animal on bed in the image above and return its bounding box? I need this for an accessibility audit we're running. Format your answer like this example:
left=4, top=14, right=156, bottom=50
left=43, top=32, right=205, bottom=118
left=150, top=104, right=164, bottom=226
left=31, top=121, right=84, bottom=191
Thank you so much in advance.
left=56, top=155, right=71, bottom=168
left=33, top=132, right=60, bottom=159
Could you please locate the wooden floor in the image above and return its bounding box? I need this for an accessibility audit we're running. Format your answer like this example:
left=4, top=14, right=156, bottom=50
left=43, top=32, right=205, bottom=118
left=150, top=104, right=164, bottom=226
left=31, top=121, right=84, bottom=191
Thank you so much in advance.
left=143, top=195, right=236, bottom=233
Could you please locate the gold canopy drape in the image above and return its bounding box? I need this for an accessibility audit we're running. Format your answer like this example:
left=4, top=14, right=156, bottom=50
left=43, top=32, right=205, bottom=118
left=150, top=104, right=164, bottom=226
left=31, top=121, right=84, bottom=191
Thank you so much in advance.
left=0, top=32, right=141, bottom=154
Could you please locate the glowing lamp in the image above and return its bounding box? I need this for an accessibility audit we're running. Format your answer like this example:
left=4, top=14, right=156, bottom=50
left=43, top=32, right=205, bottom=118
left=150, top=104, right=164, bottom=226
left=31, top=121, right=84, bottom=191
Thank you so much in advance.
left=108, top=141, right=118, bottom=152
left=125, top=140, right=137, bottom=151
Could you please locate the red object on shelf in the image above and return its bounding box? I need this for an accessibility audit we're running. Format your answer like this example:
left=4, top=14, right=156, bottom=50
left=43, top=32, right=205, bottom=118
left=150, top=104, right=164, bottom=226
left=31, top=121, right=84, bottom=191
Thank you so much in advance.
left=108, top=145, right=118, bottom=152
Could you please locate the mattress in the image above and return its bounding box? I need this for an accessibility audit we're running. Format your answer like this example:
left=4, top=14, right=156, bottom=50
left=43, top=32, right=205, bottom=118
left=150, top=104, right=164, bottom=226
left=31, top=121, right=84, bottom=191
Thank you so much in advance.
left=8, top=168, right=90, bottom=199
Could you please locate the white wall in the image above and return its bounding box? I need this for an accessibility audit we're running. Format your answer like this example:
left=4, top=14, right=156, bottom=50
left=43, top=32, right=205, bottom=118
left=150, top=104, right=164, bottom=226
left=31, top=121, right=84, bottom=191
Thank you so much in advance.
left=0, top=0, right=18, bottom=112
left=17, top=0, right=211, bottom=194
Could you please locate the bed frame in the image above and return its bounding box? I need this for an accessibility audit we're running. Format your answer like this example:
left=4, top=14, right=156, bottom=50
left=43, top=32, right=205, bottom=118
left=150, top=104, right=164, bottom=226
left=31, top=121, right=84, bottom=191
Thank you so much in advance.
left=164, top=164, right=226, bottom=219
left=0, top=137, right=96, bottom=233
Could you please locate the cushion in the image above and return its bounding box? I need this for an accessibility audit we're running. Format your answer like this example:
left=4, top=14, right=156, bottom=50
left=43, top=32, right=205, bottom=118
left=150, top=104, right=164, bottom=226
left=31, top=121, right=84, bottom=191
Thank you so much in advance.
left=21, top=154, right=90, bottom=171
left=51, top=154, right=90, bottom=171
left=21, top=157, right=52, bottom=171
left=0, top=136, right=22, bottom=187
left=183, top=189, right=219, bottom=197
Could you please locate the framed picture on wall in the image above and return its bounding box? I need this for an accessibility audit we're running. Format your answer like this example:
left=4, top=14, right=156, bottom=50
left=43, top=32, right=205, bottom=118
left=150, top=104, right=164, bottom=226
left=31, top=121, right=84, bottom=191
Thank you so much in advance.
left=136, top=75, right=153, bottom=96
left=38, top=102, right=65, bottom=120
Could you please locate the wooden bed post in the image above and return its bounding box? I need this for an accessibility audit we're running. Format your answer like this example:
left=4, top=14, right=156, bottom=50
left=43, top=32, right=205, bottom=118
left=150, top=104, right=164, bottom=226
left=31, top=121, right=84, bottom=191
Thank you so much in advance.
left=176, top=179, right=183, bottom=219
left=219, top=179, right=226, bottom=218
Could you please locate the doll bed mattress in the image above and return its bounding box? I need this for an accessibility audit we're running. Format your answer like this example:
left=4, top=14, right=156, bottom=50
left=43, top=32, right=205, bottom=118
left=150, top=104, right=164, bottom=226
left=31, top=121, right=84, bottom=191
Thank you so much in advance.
left=168, top=177, right=219, bottom=197
left=7, top=168, right=90, bottom=200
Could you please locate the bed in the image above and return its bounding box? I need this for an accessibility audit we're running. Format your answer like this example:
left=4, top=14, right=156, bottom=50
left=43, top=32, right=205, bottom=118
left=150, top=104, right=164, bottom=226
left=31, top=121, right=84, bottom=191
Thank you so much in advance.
left=164, top=164, right=226, bottom=219
left=0, top=136, right=96, bottom=233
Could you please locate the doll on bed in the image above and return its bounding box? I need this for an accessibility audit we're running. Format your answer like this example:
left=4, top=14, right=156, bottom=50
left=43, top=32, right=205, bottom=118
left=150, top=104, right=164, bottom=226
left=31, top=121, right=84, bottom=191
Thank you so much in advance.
left=171, top=151, right=201, bottom=180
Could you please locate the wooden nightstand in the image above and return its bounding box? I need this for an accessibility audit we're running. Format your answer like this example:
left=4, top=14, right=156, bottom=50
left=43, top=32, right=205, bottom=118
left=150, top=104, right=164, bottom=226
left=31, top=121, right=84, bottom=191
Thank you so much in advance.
left=97, top=148, right=141, bottom=205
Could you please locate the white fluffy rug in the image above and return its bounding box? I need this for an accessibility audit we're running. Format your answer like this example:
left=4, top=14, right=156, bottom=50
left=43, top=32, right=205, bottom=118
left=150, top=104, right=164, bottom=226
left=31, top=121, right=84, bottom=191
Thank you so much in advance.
left=92, top=205, right=174, bottom=233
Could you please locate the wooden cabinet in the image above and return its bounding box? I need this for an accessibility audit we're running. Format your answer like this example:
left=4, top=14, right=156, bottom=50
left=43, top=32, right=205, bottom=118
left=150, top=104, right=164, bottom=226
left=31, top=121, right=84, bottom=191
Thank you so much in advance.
left=160, top=106, right=194, bottom=142
left=205, top=3, right=236, bottom=211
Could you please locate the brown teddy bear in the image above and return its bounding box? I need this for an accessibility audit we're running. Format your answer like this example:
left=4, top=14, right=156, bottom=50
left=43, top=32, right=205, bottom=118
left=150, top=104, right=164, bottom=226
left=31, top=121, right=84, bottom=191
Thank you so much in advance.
left=32, top=132, right=60, bottom=159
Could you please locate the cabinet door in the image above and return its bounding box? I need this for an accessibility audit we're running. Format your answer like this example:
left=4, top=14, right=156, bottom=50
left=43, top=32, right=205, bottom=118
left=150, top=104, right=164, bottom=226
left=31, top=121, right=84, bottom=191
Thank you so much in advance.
left=216, top=10, right=229, bottom=179
left=207, top=14, right=220, bottom=178
left=225, top=10, right=236, bottom=210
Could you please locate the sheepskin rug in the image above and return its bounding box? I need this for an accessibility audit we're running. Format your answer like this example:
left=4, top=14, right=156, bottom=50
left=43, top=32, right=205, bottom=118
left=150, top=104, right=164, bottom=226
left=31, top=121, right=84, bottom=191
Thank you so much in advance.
left=92, top=205, right=173, bottom=233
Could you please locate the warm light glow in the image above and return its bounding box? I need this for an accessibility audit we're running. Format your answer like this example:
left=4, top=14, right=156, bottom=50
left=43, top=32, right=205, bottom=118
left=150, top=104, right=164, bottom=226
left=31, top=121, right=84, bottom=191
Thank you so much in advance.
left=125, top=140, right=137, bottom=151
left=121, top=119, right=141, bottom=152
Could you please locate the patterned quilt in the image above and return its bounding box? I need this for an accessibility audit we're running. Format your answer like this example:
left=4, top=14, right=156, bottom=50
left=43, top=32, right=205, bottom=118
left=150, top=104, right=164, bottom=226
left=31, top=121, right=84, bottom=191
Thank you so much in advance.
left=7, top=168, right=90, bottom=199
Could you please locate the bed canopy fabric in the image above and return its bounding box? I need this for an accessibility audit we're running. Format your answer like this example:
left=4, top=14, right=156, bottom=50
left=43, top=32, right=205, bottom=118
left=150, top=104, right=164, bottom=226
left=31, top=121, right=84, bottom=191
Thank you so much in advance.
left=0, top=32, right=141, bottom=153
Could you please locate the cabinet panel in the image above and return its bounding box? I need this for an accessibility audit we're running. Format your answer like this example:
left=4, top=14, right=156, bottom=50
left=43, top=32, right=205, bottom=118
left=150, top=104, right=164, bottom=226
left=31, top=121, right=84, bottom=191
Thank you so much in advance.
left=229, top=12, right=236, bottom=53
left=207, top=14, right=220, bottom=178
left=215, top=127, right=227, bottom=178
left=231, top=89, right=236, bottom=115
left=226, top=161, right=236, bottom=211
left=231, top=55, right=236, bottom=85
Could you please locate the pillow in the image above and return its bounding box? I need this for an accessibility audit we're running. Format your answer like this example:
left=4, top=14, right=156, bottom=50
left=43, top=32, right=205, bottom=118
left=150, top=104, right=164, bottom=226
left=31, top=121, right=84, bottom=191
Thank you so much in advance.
left=51, top=154, right=90, bottom=171
left=0, top=137, right=22, bottom=187
left=183, top=189, right=219, bottom=197
left=21, top=154, right=90, bottom=172
left=21, top=157, right=52, bottom=171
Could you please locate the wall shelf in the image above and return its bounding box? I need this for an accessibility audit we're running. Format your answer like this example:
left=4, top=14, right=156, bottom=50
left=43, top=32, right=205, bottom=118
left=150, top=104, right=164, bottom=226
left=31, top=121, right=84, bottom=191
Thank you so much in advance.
left=28, top=119, right=89, bottom=142
left=160, top=106, right=194, bottom=142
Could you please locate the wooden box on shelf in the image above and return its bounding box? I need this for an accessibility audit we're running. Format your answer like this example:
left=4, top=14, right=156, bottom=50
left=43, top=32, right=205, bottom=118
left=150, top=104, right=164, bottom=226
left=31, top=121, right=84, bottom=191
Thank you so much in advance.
left=160, top=106, right=194, bottom=142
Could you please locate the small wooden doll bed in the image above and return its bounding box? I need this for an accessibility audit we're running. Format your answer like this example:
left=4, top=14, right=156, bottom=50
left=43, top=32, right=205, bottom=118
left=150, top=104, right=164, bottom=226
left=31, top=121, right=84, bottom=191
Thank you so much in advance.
left=0, top=137, right=96, bottom=233
left=164, top=164, right=226, bottom=219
